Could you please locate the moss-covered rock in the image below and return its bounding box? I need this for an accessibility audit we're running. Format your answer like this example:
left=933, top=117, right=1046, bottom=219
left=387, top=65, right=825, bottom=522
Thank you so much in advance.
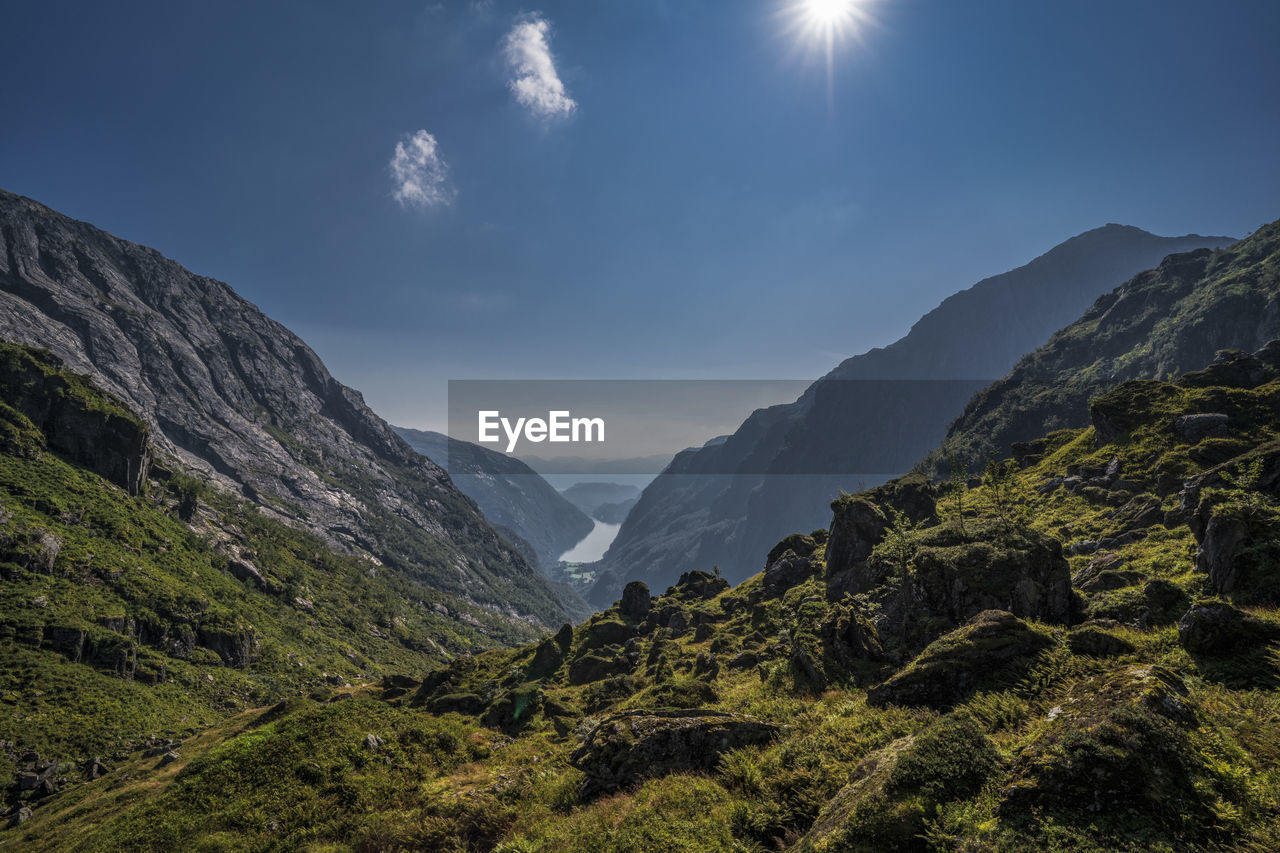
left=569, top=709, right=779, bottom=798
left=868, top=611, right=1054, bottom=709
left=999, top=666, right=1215, bottom=834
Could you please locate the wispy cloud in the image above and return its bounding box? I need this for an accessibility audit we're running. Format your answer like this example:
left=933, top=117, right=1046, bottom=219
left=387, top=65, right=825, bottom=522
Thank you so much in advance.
left=503, top=14, right=576, bottom=120
left=389, top=130, right=455, bottom=209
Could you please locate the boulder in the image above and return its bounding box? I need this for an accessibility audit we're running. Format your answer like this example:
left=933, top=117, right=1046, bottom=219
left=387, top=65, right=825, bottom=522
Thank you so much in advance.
left=529, top=636, right=565, bottom=676
left=584, top=618, right=636, bottom=648
left=1195, top=512, right=1253, bottom=595
left=1172, top=413, right=1230, bottom=442
left=765, top=533, right=820, bottom=567
left=762, top=550, right=819, bottom=595
left=903, top=522, right=1073, bottom=633
left=619, top=581, right=651, bottom=620
left=1177, top=601, right=1277, bottom=655
left=868, top=611, right=1053, bottom=709
left=727, top=651, right=759, bottom=670
left=569, top=709, right=779, bottom=797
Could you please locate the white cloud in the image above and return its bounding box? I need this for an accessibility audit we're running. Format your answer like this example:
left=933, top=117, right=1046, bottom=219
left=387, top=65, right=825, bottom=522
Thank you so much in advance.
left=389, top=130, right=455, bottom=209
left=502, top=14, right=576, bottom=120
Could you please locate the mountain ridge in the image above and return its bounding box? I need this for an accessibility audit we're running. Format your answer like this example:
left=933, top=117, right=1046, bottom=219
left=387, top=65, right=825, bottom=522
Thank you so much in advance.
left=590, top=223, right=1236, bottom=606
left=0, top=187, right=567, bottom=635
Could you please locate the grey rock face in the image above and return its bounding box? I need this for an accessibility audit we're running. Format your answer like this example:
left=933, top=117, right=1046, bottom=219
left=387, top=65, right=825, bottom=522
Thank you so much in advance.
left=0, top=189, right=564, bottom=632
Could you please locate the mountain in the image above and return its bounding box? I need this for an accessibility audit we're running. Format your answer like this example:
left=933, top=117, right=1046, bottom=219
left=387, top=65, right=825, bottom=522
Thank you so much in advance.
left=0, top=188, right=567, bottom=634
left=590, top=224, right=1235, bottom=606
left=928, top=218, right=1280, bottom=475
left=22, top=340, right=1280, bottom=851
left=393, top=427, right=593, bottom=571
left=559, top=482, right=641, bottom=520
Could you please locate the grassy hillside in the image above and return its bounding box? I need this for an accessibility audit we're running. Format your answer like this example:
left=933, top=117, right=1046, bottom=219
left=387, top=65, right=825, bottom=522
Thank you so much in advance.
left=0, top=342, right=549, bottom=792
left=12, top=344, right=1280, bottom=850
left=925, top=218, right=1280, bottom=476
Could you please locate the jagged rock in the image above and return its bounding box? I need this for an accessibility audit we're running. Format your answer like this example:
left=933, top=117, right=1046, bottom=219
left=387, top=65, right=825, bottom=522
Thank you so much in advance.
left=1066, top=627, right=1135, bottom=657
left=157, top=750, right=180, bottom=767
left=363, top=733, right=383, bottom=751
left=666, top=611, right=688, bottom=637
left=18, top=760, right=57, bottom=790
left=765, top=533, right=820, bottom=567
left=1080, top=570, right=1145, bottom=593
left=1172, top=413, right=1230, bottom=442
left=763, top=549, right=818, bottom=595
left=868, top=611, right=1053, bottom=709
left=826, top=475, right=937, bottom=599
left=619, top=581, right=651, bottom=620
left=227, top=558, right=269, bottom=590
left=693, top=651, right=719, bottom=679
left=667, top=571, right=729, bottom=601
left=692, top=622, right=714, bottom=642
left=1067, top=539, right=1099, bottom=556
left=197, top=626, right=260, bottom=668
left=1177, top=349, right=1269, bottom=389
left=1177, top=601, right=1278, bottom=654
left=569, top=710, right=779, bottom=797
left=85, top=757, right=110, bottom=780
left=1195, top=513, right=1253, bottom=595
left=584, top=618, right=636, bottom=648
left=0, top=344, right=151, bottom=494
left=7, top=805, right=33, bottom=828
left=790, top=640, right=825, bottom=690
left=1072, top=552, right=1125, bottom=587
left=379, top=674, right=419, bottom=701
left=529, top=636, right=564, bottom=676
left=1104, top=494, right=1164, bottom=536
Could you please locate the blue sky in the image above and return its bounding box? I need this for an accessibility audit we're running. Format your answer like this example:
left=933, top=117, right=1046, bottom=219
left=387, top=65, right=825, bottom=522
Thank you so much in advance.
left=2, top=0, right=1278, bottom=430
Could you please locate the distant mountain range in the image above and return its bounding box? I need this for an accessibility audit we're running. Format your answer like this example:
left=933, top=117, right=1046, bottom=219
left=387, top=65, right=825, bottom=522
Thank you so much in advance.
left=559, top=482, right=641, bottom=521
left=393, top=427, right=594, bottom=572
left=0, top=188, right=569, bottom=638
left=588, top=224, right=1236, bottom=606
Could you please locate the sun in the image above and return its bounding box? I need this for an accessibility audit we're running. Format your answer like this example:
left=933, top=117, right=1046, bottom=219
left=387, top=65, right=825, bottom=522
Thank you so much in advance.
left=789, top=0, right=871, bottom=44
left=802, top=0, right=858, bottom=30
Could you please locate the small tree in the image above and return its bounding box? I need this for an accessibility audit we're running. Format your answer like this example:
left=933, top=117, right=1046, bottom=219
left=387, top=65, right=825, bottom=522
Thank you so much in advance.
left=937, top=453, right=969, bottom=538
left=982, top=459, right=1028, bottom=530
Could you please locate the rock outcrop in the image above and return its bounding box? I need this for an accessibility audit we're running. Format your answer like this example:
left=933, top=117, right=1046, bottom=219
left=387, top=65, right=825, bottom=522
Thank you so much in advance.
left=569, top=709, right=779, bottom=797
left=867, top=611, right=1054, bottom=708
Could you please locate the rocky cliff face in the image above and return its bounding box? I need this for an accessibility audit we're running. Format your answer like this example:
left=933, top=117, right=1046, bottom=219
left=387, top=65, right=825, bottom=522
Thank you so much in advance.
left=591, top=225, right=1235, bottom=606
left=928, top=218, right=1280, bottom=475
left=0, top=188, right=566, bottom=630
